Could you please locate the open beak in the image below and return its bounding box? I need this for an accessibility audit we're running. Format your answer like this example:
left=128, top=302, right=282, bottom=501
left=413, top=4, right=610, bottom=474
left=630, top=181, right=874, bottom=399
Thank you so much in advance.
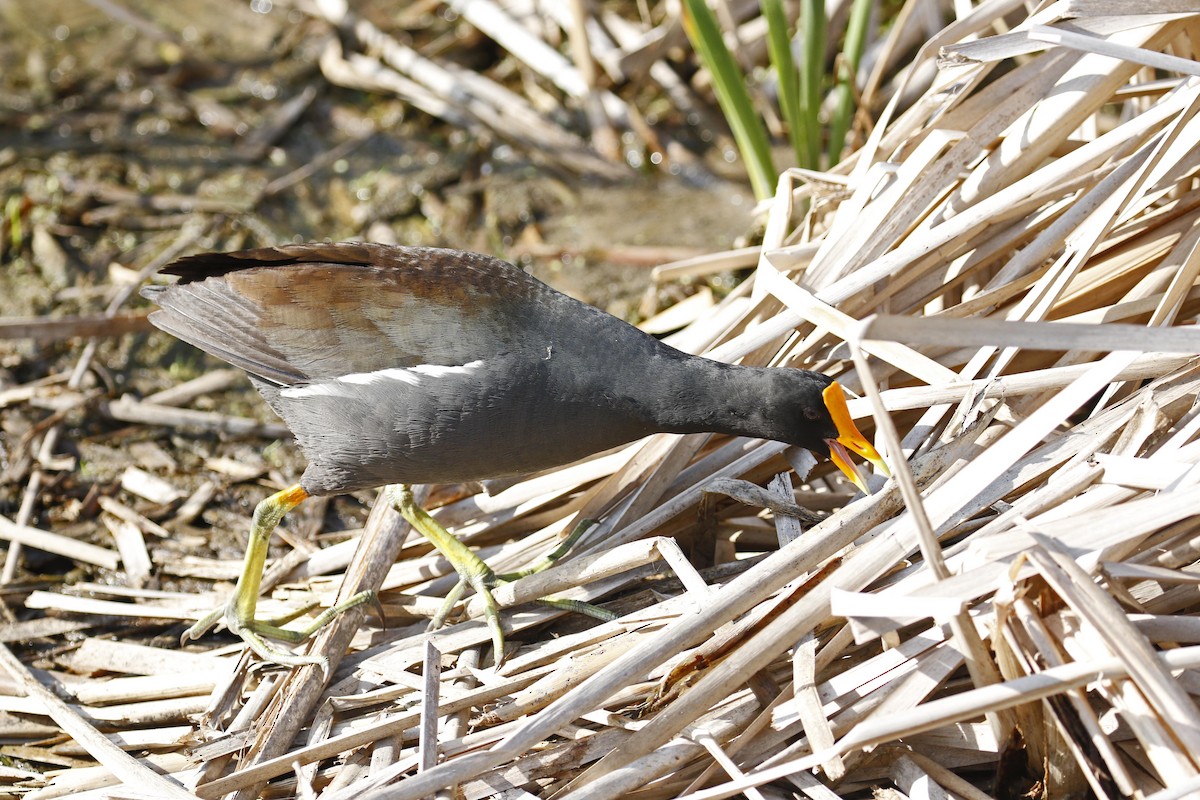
left=821, top=382, right=890, bottom=494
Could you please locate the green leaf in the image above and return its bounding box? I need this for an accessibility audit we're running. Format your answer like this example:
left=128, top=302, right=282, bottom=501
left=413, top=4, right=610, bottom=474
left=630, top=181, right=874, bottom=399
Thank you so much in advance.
left=799, top=0, right=825, bottom=170
left=683, top=0, right=777, bottom=199
left=762, top=0, right=811, bottom=169
left=828, top=0, right=872, bottom=163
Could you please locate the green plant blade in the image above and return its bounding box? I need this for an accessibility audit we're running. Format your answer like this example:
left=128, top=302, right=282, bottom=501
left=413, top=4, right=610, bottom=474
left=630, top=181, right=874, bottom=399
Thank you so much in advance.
left=762, top=0, right=811, bottom=170
left=682, top=0, right=777, bottom=199
left=799, top=0, right=825, bottom=170
left=828, top=0, right=872, bottom=163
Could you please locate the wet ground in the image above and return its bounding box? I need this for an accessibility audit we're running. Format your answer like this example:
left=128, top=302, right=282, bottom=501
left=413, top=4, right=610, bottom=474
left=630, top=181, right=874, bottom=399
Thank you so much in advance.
left=0, top=0, right=754, bottom=320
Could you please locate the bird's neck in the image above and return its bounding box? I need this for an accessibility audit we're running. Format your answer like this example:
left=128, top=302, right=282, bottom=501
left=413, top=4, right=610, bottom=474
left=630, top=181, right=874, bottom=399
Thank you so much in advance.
left=627, top=355, right=781, bottom=442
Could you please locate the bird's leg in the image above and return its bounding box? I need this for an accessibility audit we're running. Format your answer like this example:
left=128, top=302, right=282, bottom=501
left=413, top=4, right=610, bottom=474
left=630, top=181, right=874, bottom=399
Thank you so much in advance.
left=388, top=484, right=506, bottom=658
left=387, top=485, right=614, bottom=663
left=183, top=484, right=375, bottom=673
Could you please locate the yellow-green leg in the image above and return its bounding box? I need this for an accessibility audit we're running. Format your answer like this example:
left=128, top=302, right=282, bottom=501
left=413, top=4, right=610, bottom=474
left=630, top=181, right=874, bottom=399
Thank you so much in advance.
left=388, top=484, right=506, bottom=658
left=183, top=484, right=374, bottom=673
left=387, top=484, right=615, bottom=663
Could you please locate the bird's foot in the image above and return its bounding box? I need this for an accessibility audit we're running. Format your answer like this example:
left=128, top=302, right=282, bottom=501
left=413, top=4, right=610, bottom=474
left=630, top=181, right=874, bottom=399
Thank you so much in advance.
left=183, top=590, right=377, bottom=675
left=494, top=518, right=616, bottom=623
left=180, top=484, right=380, bottom=675
left=431, top=561, right=507, bottom=663
left=432, top=568, right=616, bottom=649
left=387, top=485, right=614, bottom=664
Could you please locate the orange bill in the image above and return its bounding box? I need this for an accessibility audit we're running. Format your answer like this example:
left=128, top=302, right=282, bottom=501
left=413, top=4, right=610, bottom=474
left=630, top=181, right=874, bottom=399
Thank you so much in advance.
left=821, top=382, right=890, bottom=494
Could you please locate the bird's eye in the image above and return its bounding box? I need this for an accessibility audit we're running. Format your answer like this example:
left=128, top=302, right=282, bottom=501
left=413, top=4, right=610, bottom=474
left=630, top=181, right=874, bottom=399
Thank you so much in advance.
left=803, top=406, right=821, bottom=420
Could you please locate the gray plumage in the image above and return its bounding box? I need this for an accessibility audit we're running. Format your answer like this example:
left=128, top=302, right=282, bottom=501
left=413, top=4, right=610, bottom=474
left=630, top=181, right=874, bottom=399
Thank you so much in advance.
left=142, top=243, right=840, bottom=495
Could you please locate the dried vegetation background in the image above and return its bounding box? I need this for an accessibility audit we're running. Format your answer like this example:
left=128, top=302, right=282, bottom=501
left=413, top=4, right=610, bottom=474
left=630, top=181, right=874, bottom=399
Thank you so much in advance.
left=3, top=1, right=1200, bottom=799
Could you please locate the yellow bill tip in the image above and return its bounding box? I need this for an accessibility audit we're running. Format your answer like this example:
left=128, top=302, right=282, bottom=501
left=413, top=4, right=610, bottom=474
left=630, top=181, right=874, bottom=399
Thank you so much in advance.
left=826, top=439, right=871, bottom=494
left=822, top=382, right=890, bottom=491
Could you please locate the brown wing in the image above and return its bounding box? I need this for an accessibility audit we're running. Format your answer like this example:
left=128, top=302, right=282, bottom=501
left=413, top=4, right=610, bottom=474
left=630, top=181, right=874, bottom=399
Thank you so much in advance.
left=143, top=243, right=548, bottom=386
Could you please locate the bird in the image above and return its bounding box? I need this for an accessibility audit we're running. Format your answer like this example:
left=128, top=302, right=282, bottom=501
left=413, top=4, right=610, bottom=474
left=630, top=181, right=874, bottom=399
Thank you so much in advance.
left=141, top=241, right=888, bottom=669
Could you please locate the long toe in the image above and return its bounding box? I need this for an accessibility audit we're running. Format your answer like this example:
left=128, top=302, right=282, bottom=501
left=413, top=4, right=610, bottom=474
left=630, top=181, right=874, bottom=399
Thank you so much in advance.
left=471, top=579, right=506, bottom=665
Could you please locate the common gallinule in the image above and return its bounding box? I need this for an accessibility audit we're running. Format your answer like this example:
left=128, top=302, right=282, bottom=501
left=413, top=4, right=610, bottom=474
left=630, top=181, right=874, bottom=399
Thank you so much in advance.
left=142, top=242, right=888, bottom=668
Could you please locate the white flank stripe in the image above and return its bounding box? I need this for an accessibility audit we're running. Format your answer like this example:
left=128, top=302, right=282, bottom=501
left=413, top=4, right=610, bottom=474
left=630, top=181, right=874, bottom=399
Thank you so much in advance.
left=281, top=360, right=485, bottom=399
left=280, top=383, right=342, bottom=399
left=340, top=367, right=423, bottom=387
left=411, top=361, right=486, bottom=378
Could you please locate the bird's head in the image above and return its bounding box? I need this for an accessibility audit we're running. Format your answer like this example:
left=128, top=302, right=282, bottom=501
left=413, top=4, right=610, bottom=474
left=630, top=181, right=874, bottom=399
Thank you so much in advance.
left=762, top=370, right=890, bottom=493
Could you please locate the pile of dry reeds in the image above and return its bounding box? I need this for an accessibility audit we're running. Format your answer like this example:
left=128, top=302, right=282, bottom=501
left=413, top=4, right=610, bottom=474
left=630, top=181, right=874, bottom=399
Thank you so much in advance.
left=7, top=3, right=1200, bottom=800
